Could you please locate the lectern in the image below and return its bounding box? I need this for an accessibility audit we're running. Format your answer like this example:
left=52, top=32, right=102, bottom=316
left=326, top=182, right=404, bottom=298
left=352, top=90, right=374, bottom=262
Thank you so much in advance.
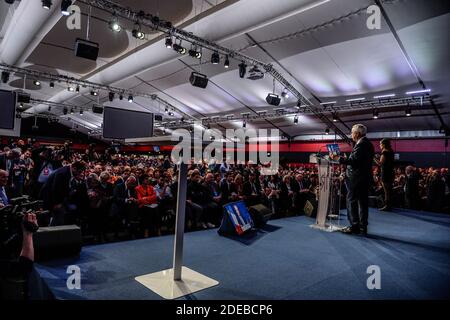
left=310, top=157, right=344, bottom=232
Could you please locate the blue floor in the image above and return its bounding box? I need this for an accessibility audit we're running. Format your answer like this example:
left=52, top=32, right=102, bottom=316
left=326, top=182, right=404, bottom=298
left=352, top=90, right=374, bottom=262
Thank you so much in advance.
left=31, top=208, right=450, bottom=300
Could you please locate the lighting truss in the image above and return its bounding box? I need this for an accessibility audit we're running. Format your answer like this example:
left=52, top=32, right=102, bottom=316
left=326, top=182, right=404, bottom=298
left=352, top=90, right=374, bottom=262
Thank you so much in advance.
left=76, top=0, right=351, bottom=144
left=0, top=63, right=196, bottom=123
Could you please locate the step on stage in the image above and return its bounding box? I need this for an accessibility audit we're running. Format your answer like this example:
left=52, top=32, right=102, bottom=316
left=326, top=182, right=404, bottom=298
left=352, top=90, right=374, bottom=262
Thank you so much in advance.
left=31, top=208, right=450, bottom=300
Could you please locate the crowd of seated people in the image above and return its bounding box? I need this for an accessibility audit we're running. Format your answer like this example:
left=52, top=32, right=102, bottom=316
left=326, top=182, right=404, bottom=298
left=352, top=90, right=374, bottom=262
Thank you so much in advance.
left=1, top=139, right=449, bottom=245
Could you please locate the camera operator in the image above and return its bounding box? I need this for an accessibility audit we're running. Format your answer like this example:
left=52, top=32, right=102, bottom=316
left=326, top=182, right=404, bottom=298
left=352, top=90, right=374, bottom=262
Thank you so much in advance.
left=0, top=213, right=38, bottom=299
left=0, top=168, right=38, bottom=299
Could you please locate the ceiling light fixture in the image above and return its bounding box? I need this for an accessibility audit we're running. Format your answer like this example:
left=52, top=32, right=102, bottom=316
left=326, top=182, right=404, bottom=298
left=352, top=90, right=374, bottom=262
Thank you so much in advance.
left=132, top=23, right=145, bottom=40
left=165, top=36, right=173, bottom=48
left=61, top=0, right=72, bottom=16
left=128, top=95, right=133, bottom=103
left=211, top=51, right=220, bottom=64
left=406, top=89, right=431, bottom=95
left=373, top=109, right=379, bottom=119
left=224, top=55, right=230, bottom=68
left=109, top=14, right=122, bottom=32
left=41, top=0, right=52, bottom=10
left=374, top=93, right=395, bottom=99
left=346, top=97, right=365, bottom=102
left=33, top=80, right=41, bottom=86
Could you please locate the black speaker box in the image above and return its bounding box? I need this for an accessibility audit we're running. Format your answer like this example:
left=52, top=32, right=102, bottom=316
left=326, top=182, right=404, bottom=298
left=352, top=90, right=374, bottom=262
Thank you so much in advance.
left=265, top=94, right=281, bottom=106
left=248, top=204, right=273, bottom=228
left=189, top=72, right=208, bottom=89
left=33, top=225, right=82, bottom=261
left=75, top=38, right=99, bottom=61
left=154, top=114, right=163, bottom=121
left=92, top=105, right=104, bottom=114
left=17, top=92, right=30, bottom=103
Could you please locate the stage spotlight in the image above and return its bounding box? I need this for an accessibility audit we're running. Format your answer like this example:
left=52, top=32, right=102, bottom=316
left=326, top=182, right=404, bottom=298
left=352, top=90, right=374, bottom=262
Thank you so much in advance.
left=281, top=88, right=289, bottom=98
left=243, top=120, right=246, bottom=128
left=108, top=92, right=115, bottom=102
left=119, top=94, right=123, bottom=100
left=188, top=47, right=202, bottom=59
left=70, top=108, right=74, bottom=115
left=173, top=42, right=186, bottom=54
left=19, top=103, right=23, bottom=109
left=405, top=108, right=412, bottom=117
left=33, top=80, right=41, bottom=86
left=61, top=0, right=72, bottom=16
left=42, top=0, right=52, bottom=10
left=75, top=85, right=80, bottom=93
left=325, top=128, right=330, bottom=135
left=109, top=15, right=122, bottom=32
left=49, top=82, right=55, bottom=88
left=63, top=107, right=68, bottom=115
left=294, top=116, right=299, bottom=124
left=128, top=95, right=133, bottom=103
left=1, top=71, right=9, bottom=83
left=48, top=106, right=52, bottom=112
left=165, top=36, right=173, bottom=48
left=332, top=113, right=338, bottom=122
left=238, top=62, right=247, bottom=78
left=373, top=109, right=379, bottom=119
left=224, top=55, right=230, bottom=68
left=90, top=90, right=98, bottom=96
left=132, top=24, right=145, bottom=40
left=80, top=109, right=84, bottom=116
left=211, top=51, right=220, bottom=64
left=266, top=93, right=281, bottom=106
left=68, top=86, right=74, bottom=92
left=164, top=107, right=168, bottom=113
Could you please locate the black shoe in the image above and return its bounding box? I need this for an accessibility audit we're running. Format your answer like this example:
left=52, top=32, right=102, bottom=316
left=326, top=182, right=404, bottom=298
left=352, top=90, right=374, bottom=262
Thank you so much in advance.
left=379, top=206, right=391, bottom=211
left=341, top=226, right=360, bottom=235
left=360, top=227, right=367, bottom=236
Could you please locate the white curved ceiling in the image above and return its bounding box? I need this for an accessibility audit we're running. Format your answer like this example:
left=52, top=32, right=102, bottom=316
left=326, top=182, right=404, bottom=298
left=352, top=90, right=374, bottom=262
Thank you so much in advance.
left=0, top=0, right=448, bottom=138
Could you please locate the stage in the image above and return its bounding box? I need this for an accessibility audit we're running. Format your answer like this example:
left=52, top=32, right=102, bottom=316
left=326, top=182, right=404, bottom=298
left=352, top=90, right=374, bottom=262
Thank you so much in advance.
left=31, top=208, right=450, bottom=300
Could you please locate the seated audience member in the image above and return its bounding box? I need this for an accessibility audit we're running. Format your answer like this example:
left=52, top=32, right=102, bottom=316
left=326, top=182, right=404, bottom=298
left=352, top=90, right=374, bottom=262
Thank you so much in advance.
left=202, top=173, right=222, bottom=225
left=111, top=175, right=140, bottom=239
left=188, top=170, right=216, bottom=228
left=136, top=174, right=160, bottom=237
left=243, top=172, right=262, bottom=206
left=292, top=173, right=310, bottom=215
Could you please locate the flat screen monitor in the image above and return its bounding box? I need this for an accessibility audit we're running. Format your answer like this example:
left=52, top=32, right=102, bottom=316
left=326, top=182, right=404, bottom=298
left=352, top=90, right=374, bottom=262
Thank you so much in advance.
left=103, top=107, right=154, bottom=139
left=153, top=146, right=160, bottom=152
left=0, top=90, right=16, bottom=130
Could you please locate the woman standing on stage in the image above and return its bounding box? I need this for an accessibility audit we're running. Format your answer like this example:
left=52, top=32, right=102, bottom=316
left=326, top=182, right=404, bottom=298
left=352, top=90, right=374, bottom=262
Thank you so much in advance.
left=376, top=138, right=395, bottom=211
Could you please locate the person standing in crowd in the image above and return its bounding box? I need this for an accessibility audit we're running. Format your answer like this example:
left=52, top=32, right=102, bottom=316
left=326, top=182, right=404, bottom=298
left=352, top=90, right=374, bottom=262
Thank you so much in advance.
left=404, top=165, right=420, bottom=210
left=40, top=160, right=88, bottom=226
left=330, top=124, right=375, bottom=235
left=376, top=138, right=395, bottom=211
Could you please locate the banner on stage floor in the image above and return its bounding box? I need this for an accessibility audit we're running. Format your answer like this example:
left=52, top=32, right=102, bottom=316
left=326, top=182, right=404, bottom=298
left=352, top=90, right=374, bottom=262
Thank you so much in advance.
left=223, top=201, right=254, bottom=235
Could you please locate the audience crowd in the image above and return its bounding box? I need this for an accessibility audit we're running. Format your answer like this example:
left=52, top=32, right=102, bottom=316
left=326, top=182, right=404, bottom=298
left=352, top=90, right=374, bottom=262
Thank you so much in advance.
left=1, top=139, right=449, bottom=244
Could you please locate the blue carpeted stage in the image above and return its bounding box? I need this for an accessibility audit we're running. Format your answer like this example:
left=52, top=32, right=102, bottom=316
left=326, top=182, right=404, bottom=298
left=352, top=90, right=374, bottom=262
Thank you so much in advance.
left=31, top=208, right=450, bottom=300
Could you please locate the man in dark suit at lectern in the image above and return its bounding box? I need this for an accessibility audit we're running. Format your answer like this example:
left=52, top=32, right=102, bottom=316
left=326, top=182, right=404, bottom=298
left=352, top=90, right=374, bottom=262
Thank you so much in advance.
left=330, top=124, right=374, bottom=235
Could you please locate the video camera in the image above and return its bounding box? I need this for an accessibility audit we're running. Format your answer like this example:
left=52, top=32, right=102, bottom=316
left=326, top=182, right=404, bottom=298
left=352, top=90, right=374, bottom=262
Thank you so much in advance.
left=0, top=196, right=49, bottom=244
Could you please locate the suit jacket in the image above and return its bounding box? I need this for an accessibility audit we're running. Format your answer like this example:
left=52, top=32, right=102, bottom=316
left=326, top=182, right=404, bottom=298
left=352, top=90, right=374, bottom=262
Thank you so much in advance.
left=243, top=181, right=261, bottom=198
left=340, top=137, right=374, bottom=186
left=110, top=183, right=137, bottom=217
left=220, top=179, right=232, bottom=202
left=0, top=154, right=7, bottom=171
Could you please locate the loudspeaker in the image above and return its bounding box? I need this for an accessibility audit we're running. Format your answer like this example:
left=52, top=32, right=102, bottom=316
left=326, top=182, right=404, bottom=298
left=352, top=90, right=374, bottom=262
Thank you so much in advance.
left=248, top=204, right=272, bottom=227
left=33, top=225, right=82, bottom=261
left=154, top=114, right=163, bottom=121
left=75, top=38, right=99, bottom=61
left=92, top=105, right=104, bottom=114
left=265, top=93, right=281, bottom=106
left=17, top=92, right=31, bottom=103
left=189, top=72, right=208, bottom=89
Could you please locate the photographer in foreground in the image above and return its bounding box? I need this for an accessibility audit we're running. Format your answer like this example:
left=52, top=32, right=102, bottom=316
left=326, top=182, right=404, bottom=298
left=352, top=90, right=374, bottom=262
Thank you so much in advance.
left=0, top=168, right=38, bottom=299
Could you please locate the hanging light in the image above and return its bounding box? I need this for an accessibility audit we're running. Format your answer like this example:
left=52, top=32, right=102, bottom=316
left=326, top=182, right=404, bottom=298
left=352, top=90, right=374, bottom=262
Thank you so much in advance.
left=405, top=108, right=412, bottom=117
left=224, top=55, right=230, bottom=68
left=325, top=128, right=330, bottom=135
left=41, top=0, right=52, bottom=10
left=332, top=112, right=338, bottom=122
left=281, top=88, right=289, bottom=98
left=165, top=36, right=173, bottom=48
left=132, top=23, right=145, bottom=40
left=109, top=14, right=122, bottom=32
left=294, top=116, right=299, bottom=124
left=80, top=109, right=84, bottom=116
left=211, top=51, right=220, bottom=64
left=128, top=95, right=133, bottom=103
left=243, top=120, right=246, bottom=128
left=33, top=80, right=41, bottom=86
left=61, top=0, right=72, bottom=16
left=70, top=108, right=74, bottom=115
left=373, top=109, right=379, bottom=119
left=49, top=82, right=55, bottom=88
